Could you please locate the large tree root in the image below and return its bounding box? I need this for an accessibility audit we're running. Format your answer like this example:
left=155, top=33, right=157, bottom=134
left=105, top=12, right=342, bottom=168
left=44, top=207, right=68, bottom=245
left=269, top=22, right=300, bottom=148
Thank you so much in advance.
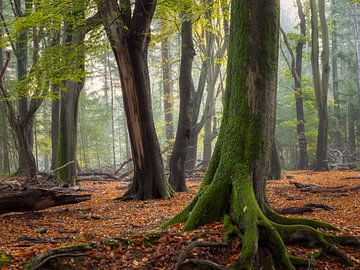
left=24, top=243, right=95, bottom=270
left=163, top=179, right=359, bottom=269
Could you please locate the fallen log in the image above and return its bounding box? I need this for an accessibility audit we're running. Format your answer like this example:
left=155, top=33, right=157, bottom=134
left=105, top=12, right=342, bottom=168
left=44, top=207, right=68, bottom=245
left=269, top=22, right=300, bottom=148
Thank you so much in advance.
left=0, top=188, right=91, bottom=215
left=78, top=171, right=121, bottom=181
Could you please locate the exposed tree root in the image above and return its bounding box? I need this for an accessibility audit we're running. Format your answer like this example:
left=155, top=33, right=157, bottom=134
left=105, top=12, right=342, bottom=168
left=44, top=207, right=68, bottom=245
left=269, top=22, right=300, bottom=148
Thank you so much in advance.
left=175, top=241, right=229, bottom=270
left=276, top=203, right=334, bottom=215
left=164, top=179, right=359, bottom=269
left=24, top=243, right=95, bottom=270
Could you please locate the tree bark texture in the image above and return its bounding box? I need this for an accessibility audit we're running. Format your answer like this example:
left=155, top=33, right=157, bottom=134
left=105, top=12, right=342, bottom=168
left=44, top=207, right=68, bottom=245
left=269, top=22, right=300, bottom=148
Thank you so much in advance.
left=169, top=11, right=194, bottom=192
left=99, top=0, right=170, bottom=200
left=161, top=36, right=174, bottom=167
left=55, top=6, right=87, bottom=185
left=311, top=0, right=330, bottom=171
left=164, top=2, right=358, bottom=269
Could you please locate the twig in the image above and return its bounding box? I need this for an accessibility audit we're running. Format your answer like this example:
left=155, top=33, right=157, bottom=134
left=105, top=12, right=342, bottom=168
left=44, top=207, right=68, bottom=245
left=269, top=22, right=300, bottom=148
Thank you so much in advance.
left=175, top=241, right=228, bottom=270
left=53, top=161, right=75, bottom=174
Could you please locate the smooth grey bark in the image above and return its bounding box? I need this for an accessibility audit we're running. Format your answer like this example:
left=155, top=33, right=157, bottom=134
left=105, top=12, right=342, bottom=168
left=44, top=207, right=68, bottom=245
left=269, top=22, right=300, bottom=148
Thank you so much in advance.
left=185, top=0, right=229, bottom=171
left=332, top=0, right=341, bottom=147
left=280, top=0, right=308, bottom=170
left=50, top=84, right=60, bottom=170
left=161, top=35, right=174, bottom=166
left=169, top=10, right=194, bottom=192
left=353, top=3, right=360, bottom=120
left=310, top=0, right=330, bottom=171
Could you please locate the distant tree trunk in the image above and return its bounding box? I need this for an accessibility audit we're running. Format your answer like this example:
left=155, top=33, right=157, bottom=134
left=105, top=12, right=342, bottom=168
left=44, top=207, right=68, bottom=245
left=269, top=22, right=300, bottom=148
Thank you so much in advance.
left=203, top=105, right=214, bottom=165
left=269, top=142, right=281, bottom=179
left=186, top=0, right=229, bottom=171
left=55, top=15, right=86, bottom=185
left=12, top=0, right=36, bottom=177
left=51, top=84, right=60, bottom=170
left=161, top=35, right=174, bottom=166
left=108, top=53, right=116, bottom=166
left=332, top=0, right=341, bottom=147
left=310, top=0, right=330, bottom=171
left=169, top=10, right=194, bottom=192
left=0, top=106, right=10, bottom=175
left=348, top=103, right=357, bottom=155
left=99, top=0, right=170, bottom=199
left=280, top=0, right=308, bottom=170
left=353, top=2, right=360, bottom=119
left=0, top=5, right=9, bottom=175
left=294, top=0, right=309, bottom=170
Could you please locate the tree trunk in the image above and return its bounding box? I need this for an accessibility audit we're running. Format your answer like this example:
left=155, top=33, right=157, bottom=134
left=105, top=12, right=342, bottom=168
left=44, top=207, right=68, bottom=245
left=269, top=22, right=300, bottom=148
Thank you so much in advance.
left=51, top=85, right=60, bottom=170
left=353, top=3, right=360, bottom=120
left=55, top=14, right=86, bottom=185
left=269, top=142, right=281, bottom=180
left=311, top=0, right=330, bottom=171
left=164, top=2, right=357, bottom=269
left=169, top=11, right=194, bottom=192
left=161, top=35, right=174, bottom=167
left=99, top=0, right=170, bottom=200
left=15, top=0, right=33, bottom=176
left=0, top=11, right=9, bottom=175
left=332, top=0, right=341, bottom=147
left=348, top=103, right=356, bottom=155
left=295, top=0, right=309, bottom=170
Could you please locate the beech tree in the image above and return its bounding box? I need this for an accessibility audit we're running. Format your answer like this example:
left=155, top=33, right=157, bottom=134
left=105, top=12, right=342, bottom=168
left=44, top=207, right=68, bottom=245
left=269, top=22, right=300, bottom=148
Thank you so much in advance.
left=164, top=1, right=359, bottom=269
left=169, top=3, right=194, bottom=192
left=98, top=0, right=171, bottom=200
left=311, top=0, right=330, bottom=171
left=280, top=0, right=309, bottom=170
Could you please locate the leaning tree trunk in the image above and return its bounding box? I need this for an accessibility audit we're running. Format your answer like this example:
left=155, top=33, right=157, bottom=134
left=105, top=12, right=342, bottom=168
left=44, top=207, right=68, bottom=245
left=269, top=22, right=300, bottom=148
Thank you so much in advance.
left=99, top=0, right=170, bottom=200
left=164, top=1, right=359, bottom=269
left=169, top=11, right=194, bottom=192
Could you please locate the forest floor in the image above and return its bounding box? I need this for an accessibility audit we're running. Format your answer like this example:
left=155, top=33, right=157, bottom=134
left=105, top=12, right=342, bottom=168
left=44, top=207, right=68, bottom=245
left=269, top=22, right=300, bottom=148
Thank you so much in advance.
left=0, top=170, right=359, bottom=270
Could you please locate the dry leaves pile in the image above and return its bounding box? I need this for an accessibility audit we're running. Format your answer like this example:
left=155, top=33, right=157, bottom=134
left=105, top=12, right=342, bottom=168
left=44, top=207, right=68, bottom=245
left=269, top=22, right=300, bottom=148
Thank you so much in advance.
left=0, top=170, right=359, bottom=269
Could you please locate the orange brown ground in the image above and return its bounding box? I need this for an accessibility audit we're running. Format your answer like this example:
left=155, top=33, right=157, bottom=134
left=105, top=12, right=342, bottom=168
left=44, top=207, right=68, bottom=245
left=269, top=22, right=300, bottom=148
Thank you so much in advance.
left=0, top=170, right=359, bottom=269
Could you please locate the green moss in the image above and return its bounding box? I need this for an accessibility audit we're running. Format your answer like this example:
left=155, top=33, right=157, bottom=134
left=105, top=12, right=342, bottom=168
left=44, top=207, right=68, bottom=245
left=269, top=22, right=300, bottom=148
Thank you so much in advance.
left=0, top=251, right=12, bottom=266
left=223, top=214, right=242, bottom=241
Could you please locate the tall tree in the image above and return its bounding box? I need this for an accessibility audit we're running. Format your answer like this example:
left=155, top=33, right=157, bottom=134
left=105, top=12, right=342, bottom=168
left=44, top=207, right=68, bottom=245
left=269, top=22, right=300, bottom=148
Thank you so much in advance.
left=331, top=0, right=341, bottom=147
left=0, top=0, right=46, bottom=180
left=310, top=0, right=330, bottom=171
left=280, top=0, right=309, bottom=170
left=185, top=0, right=229, bottom=171
left=169, top=4, right=194, bottom=192
left=161, top=32, right=174, bottom=166
left=0, top=0, right=9, bottom=175
left=55, top=2, right=100, bottom=185
left=98, top=0, right=171, bottom=200
left=164, top=1, right=358, bottom=269
left=353, top=2, right=360, bottom=119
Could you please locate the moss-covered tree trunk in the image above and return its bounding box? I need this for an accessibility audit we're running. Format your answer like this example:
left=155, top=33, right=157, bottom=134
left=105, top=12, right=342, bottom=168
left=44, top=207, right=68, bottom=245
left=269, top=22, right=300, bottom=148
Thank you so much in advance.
left=164, top=1, right=359, bottom=269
